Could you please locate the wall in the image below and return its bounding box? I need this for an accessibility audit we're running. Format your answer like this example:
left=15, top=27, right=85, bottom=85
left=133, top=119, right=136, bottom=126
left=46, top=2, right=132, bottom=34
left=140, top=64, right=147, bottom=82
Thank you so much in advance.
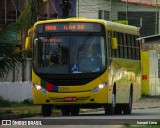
left=149, top=50, right=160, bottom=96
left=141, top=50, right=160, bottom=96
left=77, top=0, right=159, bottom=20
left=0, top=82, right=32, bottom=102
left=0, top=60, right=31, bottom=82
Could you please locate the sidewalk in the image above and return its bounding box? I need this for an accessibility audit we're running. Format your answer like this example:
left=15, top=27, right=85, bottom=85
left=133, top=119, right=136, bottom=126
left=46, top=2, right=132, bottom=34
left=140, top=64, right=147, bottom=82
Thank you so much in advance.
left=133, top=96, right=160, bottom=109
left=81, top=96, right=160, bottom=113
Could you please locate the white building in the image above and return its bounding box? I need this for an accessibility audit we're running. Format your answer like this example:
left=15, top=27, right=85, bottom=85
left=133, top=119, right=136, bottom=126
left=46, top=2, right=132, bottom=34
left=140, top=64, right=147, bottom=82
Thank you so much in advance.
left=77, top=0, right=160, bottom=36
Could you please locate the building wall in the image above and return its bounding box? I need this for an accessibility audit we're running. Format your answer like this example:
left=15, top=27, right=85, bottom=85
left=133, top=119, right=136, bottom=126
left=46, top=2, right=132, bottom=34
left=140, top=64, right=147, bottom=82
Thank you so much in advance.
left=141, top=50, right=160, bottom=96
left=77, top=0, right=159, bottom=20
left=149, top=50, right=160, bottom=96
left=77, top=0, right=160, bottom=36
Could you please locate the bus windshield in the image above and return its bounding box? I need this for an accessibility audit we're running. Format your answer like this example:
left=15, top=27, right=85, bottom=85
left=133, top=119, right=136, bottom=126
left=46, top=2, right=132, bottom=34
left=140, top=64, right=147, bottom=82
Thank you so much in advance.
left=33, top=35, right=106, bottom=74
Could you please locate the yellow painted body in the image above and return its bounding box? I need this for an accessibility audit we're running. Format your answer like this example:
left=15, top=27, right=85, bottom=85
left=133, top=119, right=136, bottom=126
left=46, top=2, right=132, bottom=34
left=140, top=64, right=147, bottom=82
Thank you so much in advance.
left=31, top=18, right=141, bottom=106
left=141, top=51, right=150, bottom=95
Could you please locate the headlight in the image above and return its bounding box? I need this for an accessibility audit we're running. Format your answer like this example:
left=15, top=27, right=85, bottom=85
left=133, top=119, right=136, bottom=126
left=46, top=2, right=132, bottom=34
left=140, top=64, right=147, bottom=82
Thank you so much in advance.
left=33, top=84, right=49, bottom=94
left=91, top=82, right=108, bottom=93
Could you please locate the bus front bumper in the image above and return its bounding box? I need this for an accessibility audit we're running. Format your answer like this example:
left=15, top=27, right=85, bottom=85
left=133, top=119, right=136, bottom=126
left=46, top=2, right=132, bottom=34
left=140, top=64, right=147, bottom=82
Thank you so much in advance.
left=32, top=86, right=112, bottom=106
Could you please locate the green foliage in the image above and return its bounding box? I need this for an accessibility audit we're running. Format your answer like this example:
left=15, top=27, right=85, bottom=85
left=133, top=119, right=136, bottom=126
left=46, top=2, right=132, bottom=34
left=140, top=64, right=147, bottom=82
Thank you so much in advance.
left=0, top=96, right=34, bottom=107
left=0, top=47, right=31, bottom=77
left=22, top=99, right=33, bottom=105
left=0, top=1, right=34, bottom=77
left=0, top=109, right=13, bottom=115
left=123, top=125, right=160, bottom=128
left=0, top=96, right=12, bottom=107
left=0, top=96, right=21, bottom=107
left=0, top=3, right=33, bottom=39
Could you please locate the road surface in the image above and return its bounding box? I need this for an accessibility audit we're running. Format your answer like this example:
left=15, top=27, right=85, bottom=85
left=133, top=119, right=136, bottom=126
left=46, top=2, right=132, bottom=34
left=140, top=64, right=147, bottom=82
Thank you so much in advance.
left=1, top=108, right=160, bottom=128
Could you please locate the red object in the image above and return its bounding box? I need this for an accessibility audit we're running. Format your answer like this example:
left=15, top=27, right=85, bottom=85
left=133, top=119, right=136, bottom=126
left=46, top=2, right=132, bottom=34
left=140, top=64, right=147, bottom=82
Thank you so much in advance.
left=142, top=75, right=147, bottom=80
left=64, top=97, right=77, bottom=102
left=46, top=82, right=52, bottom=91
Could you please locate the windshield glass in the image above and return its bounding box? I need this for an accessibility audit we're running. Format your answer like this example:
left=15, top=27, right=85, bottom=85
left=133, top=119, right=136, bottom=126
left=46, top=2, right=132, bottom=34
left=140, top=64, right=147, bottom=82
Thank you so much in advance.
left=34, top=35, right=106, bottom=74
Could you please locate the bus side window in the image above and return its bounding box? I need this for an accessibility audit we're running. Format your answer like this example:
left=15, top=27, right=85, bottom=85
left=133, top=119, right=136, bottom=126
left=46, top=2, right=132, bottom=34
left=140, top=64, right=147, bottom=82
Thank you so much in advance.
left=123, top=33, right=127, bottom=59
left=126, top=34, right=131, bottom=59
left=135, top=36, right=140, bottom=60
left=131, top=35, right=136, bottom=60
left=115, top=32, right=119, bottom=58
left=119, top=33, right=124, bottom=59
left=111, top=31, right=116, bottom=58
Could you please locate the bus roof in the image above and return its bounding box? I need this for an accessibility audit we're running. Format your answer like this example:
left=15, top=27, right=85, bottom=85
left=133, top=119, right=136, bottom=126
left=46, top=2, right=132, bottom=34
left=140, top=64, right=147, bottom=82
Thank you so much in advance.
left=34, top=18, right=140, bottom=36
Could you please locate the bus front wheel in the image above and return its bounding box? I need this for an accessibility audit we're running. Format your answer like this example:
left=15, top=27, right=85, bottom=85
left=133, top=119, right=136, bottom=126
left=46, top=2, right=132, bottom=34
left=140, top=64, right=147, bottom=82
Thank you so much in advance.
left=61, top=106, right=80, bottom=116
left=61, top=108, right=70, bottom=116
left=71, top=107, right=80, bottom=116
left=104, top=93, right=115, bottom=115
left=41, top=105, right=52, bottom=116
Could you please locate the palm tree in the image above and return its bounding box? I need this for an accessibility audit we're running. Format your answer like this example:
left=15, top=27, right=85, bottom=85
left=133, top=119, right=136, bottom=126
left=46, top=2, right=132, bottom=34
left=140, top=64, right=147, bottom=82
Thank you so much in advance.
left=0, top=1, right=34, bottom=78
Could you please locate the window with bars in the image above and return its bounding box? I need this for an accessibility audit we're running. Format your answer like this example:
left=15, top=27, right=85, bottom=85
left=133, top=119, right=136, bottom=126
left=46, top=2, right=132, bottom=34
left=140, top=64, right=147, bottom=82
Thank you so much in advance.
left=108, top=31, right=141, bottom=60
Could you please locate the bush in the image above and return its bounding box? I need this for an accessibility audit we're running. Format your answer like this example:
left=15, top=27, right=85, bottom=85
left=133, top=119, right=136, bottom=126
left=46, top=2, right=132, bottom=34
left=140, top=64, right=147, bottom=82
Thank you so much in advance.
left=0, top=96, right=12, bottom=107
left=0, top=97, right=34, bottom=107
left=22, top=99, right=33, bottom=105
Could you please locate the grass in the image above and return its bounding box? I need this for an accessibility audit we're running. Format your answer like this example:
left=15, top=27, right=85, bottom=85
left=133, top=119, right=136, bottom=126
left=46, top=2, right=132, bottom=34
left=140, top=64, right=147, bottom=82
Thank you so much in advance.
left=123, top=123, right=160, bottom=128
left=0, top=96, right=61, bottom=118
left=123, top=126, right=160, bottom=128
left=0, top=96, right=41, bottom=117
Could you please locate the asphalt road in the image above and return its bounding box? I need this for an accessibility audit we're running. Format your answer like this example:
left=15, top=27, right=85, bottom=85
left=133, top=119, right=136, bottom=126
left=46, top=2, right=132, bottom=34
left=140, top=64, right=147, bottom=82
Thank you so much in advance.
left=1, top=108, right=160, bottom=128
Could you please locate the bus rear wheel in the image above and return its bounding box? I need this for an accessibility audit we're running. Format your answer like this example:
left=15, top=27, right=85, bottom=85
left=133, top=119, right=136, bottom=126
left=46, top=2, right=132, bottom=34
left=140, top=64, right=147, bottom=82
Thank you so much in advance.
left=41, top=105, right=52, bottom=117
left=122, top=90, right=133, bottom=114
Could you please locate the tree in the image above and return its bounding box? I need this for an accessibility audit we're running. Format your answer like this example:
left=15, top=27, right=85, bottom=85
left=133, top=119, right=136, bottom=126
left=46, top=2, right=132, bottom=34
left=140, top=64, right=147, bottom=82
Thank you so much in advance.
left=0, top=1, right=35, bottom=78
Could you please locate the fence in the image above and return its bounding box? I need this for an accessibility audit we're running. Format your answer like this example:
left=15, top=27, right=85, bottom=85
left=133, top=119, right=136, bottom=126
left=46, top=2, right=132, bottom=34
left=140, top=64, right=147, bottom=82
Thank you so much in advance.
left=0, top=82, right=32, bottom=102
left=0, top=60, right=32, bottom=102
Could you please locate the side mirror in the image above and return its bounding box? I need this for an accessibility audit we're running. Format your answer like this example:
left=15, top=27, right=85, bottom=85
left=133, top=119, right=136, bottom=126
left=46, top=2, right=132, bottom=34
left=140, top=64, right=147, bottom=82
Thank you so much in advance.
left=25, top=37, right=31, bottom=49
left=111, top=38, right=118, bottom=49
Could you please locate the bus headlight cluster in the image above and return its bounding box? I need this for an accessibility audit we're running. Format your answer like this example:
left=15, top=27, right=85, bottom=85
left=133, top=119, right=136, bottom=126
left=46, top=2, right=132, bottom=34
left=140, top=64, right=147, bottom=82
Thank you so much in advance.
left=91, top=82, right=108, bottom=93
left=33, top=84, right=49, bottom=94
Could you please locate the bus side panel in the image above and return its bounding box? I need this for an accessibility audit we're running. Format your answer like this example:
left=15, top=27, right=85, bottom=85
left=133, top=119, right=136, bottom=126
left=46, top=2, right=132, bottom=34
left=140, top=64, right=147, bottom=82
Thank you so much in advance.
left=110, top=59, right=141, bottom=104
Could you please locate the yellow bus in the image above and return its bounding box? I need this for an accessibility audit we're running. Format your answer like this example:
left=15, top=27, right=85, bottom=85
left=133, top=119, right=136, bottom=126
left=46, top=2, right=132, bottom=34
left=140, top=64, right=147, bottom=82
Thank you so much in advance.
left=26, top=18, right=141, bottom=116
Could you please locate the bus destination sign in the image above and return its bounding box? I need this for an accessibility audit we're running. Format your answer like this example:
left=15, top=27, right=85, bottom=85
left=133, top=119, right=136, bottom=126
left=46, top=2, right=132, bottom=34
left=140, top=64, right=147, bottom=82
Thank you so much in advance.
left=44, top=23, right=101, bottom=32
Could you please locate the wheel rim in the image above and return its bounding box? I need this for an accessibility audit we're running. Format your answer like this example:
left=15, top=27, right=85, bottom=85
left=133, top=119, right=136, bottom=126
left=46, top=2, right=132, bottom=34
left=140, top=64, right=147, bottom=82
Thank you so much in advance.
left=129, top=93, right=132, bottom=109
left=112, top=94, right=116, bottom=108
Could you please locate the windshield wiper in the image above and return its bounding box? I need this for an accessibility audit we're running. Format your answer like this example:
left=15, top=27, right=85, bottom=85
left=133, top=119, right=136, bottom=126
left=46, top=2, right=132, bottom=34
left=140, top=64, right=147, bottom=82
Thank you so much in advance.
left=77, top=36, right=91, bottom=63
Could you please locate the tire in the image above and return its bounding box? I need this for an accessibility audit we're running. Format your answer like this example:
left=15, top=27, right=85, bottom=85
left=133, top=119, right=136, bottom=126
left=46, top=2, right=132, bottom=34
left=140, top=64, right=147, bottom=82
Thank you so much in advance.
left=104, top=93, right=115, bottom=115
left=71, top=107, right=80, bottom=116
left=61, top=107, right=70, bottom=116
left=104, top=104, right=113, bottom=115
left=122, top=91, right=133, bottom=114
left=41, top=105, right=52, bottom=117
left=114, top=104, right=122, bottom=115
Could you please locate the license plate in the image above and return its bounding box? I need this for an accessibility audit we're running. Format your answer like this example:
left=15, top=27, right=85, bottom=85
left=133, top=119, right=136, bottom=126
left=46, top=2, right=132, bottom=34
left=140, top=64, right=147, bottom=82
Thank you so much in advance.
left=64, top=97, right=77, bottom=102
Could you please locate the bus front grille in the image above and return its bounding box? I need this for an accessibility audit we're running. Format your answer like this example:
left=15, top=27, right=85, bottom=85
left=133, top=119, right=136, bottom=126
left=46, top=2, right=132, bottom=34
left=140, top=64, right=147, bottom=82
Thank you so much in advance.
left=49, top=96, right=90, bottom=102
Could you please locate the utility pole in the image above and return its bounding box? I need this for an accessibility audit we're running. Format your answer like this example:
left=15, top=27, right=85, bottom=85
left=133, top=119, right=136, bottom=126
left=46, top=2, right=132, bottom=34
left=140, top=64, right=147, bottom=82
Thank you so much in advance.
left=126, top=0, right=128, bottom=20
left=62, top=0, right=70, bottom=18
left=155, top=0, right=158, bottom=34
left=4, top=0, right=7, bottom=24
left=110, top=0, right=112, bottom=21
left=77, top=0, right=79, bottom=17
